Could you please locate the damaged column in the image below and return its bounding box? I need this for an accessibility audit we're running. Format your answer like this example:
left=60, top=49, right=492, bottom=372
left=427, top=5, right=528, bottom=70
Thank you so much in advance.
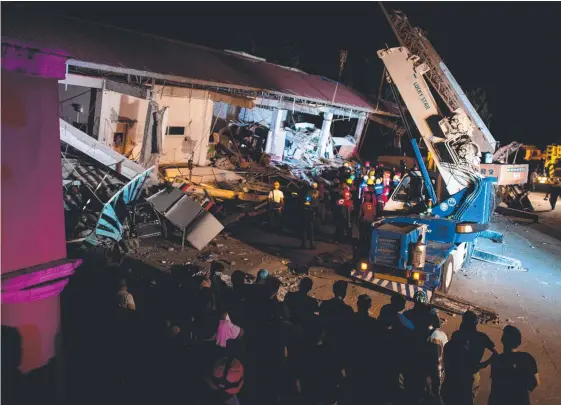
left=354, top=115, right=367, bottom=146
left=265, top=108, right=287, bottom=160
left=318, top=112, right=334, bottom=159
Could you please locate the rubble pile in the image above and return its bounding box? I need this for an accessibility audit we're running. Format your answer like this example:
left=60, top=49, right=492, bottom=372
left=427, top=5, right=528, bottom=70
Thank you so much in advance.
left=62, top=116, right=356, bottom=255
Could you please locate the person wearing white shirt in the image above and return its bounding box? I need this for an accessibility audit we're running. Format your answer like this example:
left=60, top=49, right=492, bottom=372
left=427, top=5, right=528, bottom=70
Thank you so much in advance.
left=268, top=181, right=284, bottom=232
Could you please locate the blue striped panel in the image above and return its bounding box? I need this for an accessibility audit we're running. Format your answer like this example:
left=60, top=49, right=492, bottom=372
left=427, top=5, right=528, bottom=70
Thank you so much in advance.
left=96, top=228, right=122, bottom=241
left=351, top=271, right=433, bottom=301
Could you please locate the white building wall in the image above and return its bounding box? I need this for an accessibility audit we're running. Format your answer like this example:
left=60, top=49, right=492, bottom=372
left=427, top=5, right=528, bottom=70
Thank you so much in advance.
left=98, top=90, right=122, bottom=146
left=155, top=88, right=213, bottom=166
left=99, top=87, right=214, bottom=166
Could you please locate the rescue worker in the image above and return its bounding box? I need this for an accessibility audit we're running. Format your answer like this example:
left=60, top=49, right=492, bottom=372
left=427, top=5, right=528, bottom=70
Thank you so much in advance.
left=548, top=180, right=560, bottom=210
left=307, top=182, right=320, bottom=225
left=400, top=159, right=408, bottom=177
left=375, top=163, right=385, bottom=179
left=362, top=161, right=371, bottom=177
left=364, top=177, right=375, bottom=204
left=333, top=188, right=353, bottom=243
left=355, top=163, right=362, bottom=179
left=301, top=194, right=316, bottom=249
left=392, top=172, right=401, bottom=190
left=358, top=175, right=368, bottom=200
left=268, top=181, right=284, bottom=232
left=317, top=182, right=328, bottom=225
left=383, top=170, right=391, bottom=187
left=382, top=182, right=391, bottom=206
left=358, top=193, right=377, bottom=254
left=339, top=162, right=352, bottom=181
left=374, top=178, right=385, bottom=215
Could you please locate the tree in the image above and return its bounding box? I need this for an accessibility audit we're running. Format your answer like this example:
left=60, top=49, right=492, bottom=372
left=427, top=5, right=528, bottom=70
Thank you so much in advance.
left=467, top=88, right=492, bottom=129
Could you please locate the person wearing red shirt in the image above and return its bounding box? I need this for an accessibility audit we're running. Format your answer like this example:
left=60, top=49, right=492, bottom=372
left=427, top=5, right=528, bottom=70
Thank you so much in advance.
left=358, top=193, right=377, bottom=253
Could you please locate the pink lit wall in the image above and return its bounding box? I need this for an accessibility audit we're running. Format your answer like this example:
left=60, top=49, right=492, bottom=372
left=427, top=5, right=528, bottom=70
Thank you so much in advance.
left=1, top=70, right=67, bottom=273
left=1, top=44, right=75, bottom=379
left=1, top=295, right=61, bottom=373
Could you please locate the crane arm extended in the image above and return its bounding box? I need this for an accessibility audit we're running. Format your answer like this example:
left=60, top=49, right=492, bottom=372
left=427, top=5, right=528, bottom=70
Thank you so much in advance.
left=378, top=47, right=481, bottom=195
left=380, top=4, right=496, bottom=154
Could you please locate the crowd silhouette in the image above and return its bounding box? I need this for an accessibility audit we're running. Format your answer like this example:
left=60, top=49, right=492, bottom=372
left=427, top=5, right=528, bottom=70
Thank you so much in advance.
left=92, top=259, right=540, bottom=405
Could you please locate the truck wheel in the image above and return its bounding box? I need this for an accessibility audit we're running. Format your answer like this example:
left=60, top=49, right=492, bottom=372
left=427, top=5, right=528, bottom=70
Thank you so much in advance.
left=439, top=256, right=454, bottom=294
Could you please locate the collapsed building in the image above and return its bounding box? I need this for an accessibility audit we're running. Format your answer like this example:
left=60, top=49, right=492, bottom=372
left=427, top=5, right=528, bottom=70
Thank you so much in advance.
left=4, top=11, right=393, bottom=254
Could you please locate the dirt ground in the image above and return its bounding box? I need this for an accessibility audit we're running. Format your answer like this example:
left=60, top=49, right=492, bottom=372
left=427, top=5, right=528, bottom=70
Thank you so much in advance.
left=128, top=191, right=561, bottom=405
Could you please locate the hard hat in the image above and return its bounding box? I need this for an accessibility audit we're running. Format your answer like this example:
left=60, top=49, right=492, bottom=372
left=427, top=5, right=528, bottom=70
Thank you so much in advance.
left=376, top=178, right=382, bottom=184
left=367, top=178, right=374, bottom=185
left=363, top=175, right=368, bottom=181
left=413, top=290, right=429, bottom=305
left=393, top=175, right=400, bottom=181
left=350, top=174, right=356, bottom=181
left=365, top=161, right=371, bottom=167
left=346, top=178, right=353, bottom=185
left=273, top=181, right=280, bottom=188
left=312, top=182, right=318, bottom=189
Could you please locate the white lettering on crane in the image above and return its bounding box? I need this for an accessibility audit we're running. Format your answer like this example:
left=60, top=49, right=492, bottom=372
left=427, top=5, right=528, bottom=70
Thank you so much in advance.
left=414, top=82, right=431, bottom=110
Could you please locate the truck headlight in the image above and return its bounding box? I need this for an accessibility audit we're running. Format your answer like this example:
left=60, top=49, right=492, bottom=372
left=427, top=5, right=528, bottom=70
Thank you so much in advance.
left=360, top=262, right=368, bottom=271
left=456, top=223, right=474, bottom=233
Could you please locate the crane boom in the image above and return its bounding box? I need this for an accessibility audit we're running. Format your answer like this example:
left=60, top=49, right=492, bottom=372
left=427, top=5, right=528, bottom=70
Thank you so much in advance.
left=378, top=46, right=480, bottom=195
left=380, top=5, right=497, bottom=154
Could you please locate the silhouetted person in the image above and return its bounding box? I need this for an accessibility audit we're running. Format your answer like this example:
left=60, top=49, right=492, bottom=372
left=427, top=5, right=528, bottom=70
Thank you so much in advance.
left=319, top=280, right=354, bottom=361
left=489, top=325, right=539, bottom=405
left=548, top=183, right=560, bottom=210
left=349, top=295, right=382, bottom=404
left=442, top=311, right=497, bottom=405
left=441, top=329, right=474, bottom=405
left=2, top=326, right=24, bottom=405
left=403, top=291, right=441, bottom=403
left=377, top=294, right=413, bottom=404
left=403, top=290, right=440, bottom=339
left=284, top=277, right=318, bottom=326
left=378, top=293, right=413, bottom=331
left=254, top=277, right=290, bottom=404
left=229, top=270, right=249, bottom=329
left=230, top=270, right=247, bottom=301
left=294, top=319, right=343, bottom=405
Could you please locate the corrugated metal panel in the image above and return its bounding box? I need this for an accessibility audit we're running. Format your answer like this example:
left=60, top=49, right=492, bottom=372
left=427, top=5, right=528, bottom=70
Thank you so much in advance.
left=3, top=10, right=373, bottom=111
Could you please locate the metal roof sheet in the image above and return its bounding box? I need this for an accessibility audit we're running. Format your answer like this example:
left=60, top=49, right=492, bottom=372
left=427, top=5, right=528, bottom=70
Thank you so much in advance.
left=2, top=11, right=373, bottom=112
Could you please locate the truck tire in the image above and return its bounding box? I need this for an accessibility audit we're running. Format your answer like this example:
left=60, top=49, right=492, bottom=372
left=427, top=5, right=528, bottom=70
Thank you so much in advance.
left=439, top=256, right=454, bottom=294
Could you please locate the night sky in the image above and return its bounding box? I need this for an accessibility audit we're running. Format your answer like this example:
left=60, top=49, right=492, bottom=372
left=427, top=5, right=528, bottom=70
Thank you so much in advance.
left=6, top=2, right=561, bottom=148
